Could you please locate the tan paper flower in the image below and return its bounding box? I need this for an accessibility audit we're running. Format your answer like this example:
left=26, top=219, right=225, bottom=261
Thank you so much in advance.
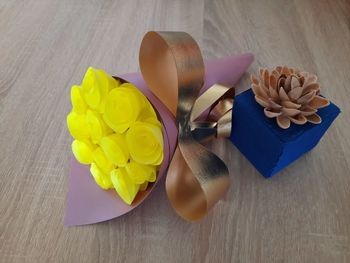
left=251, top=66, right=330, bottom=129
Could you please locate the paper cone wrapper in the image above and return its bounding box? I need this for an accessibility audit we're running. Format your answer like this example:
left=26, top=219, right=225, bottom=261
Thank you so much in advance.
left=64, top=53, right=254, bottom=226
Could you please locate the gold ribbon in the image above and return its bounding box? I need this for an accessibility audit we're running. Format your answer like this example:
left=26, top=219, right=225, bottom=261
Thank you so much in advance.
left=139, top=31, right=234, bottom=221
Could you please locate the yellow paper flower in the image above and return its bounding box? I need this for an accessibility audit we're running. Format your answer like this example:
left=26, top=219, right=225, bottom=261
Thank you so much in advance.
left=97, top=69, right=120, bottom=113
left=71, top=85, right=87, bottom=114
left=126, top=121, right=163, bottom=165
left=138, top=95, right=157, bottom=119
left=125, top=160, right=156, bottom=184
left=110, top=168, right=140, bottom=205
left=71, top=139, right=95, bottom=164
left=68, top=67, right=164, bottom=206
left=81, top=67, right=119, bottom=112
left=92, top=147, right=114, bottom=175
left=103, top=83, right=145, bottom=133
left=100, top=134, right=129, bottom=167
left=67, top=112, right=90, bottom=140
left=90, top=163, right=113, bottom=190
left=86, top=110, right=112, bottom=144
left=139, top=101, right=162, bottom=129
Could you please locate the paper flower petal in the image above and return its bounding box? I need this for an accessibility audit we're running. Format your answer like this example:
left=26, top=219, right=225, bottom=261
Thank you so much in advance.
left=71, top=139, right=95, bottom=164
left=100, top=134, right=129, bottom=166
left=92, top=147, right=114, bottom=175
left=90, top=163, right=113, bottom=190
left=67, top=111, right=90, bottom=140
left=82, top=67, right=118, bottom=112
left=110, top=168, right=140, bottom=205
left=81, top=67, right=101, bottom=110
left=86, top=110, right=111, bottom=144
left=125, top=160, right=156, bottom=184
left=96, top=69, right=120, bottom=113
left=71, top=85, right=87, bottom=114
left=142, top=116, right=162, bottom=129
left=138, top=98, right=158, bottom=121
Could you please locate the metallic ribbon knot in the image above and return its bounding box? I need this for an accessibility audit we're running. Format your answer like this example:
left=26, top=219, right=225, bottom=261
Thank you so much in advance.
left=139, top=31, right=234, bottom=221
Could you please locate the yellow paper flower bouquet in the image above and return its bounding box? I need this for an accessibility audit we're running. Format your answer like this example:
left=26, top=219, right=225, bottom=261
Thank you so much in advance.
left=65, top=31, right=255, bottom=226
left=67, top=67, right=163, bottom=205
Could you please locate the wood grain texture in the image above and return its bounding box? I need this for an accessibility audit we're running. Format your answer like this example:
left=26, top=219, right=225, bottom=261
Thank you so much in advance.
left=0, top=0, right=349, bottom=262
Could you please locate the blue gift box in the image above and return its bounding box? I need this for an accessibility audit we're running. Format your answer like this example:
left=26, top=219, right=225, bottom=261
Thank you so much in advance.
left=230, top=89, right=340, bottom=178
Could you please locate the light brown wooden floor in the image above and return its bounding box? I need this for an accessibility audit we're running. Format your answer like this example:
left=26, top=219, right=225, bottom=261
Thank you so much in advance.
left=1, top=0, right=349, bottom=262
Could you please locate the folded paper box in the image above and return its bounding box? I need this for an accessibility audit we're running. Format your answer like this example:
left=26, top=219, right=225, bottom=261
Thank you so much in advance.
left=230, top=89, right=340, bottom=178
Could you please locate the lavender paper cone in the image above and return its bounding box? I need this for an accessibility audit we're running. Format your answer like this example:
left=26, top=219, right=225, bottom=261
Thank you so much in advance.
left=64, top=53, right=254, bottom=226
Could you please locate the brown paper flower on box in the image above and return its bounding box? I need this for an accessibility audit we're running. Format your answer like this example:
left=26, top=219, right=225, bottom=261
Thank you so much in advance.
left=250, top=66, right=330, bottom=129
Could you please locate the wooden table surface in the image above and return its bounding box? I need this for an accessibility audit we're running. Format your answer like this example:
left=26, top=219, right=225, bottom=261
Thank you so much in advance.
left=1, top=0, right=349, bottom=262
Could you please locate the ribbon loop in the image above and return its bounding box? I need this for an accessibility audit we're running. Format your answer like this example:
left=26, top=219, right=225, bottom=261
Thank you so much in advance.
left=139, top=31, right=205, bottom=116
left=139, top=31, right=232, bottom=221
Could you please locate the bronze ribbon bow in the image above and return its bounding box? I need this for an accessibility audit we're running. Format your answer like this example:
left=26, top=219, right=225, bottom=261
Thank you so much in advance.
left=139, top=31, right=234, bottom=221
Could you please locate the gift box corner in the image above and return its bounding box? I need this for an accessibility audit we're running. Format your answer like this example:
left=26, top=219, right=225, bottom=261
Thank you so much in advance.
left=230, top=89, right=340, bottom=178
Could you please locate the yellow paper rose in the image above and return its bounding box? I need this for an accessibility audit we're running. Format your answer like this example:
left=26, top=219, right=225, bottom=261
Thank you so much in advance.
left=104, top=83, right=150, bottom=133
left=126, top=121, right=163, bottom=165
left=81, top=67, right=119, bottom=112
left=67, top=112, right=90, bottom=140
left=71, top=85, right=87, bottom=114
left=71, top=139, right=96, bottom=164
left=125, top=160, right=157, bottom=184
left=90, top=163, right=113, bottom=190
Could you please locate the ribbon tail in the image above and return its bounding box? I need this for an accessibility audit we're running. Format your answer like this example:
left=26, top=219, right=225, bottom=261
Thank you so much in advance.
left=166, top=135, right=230, bottom=221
